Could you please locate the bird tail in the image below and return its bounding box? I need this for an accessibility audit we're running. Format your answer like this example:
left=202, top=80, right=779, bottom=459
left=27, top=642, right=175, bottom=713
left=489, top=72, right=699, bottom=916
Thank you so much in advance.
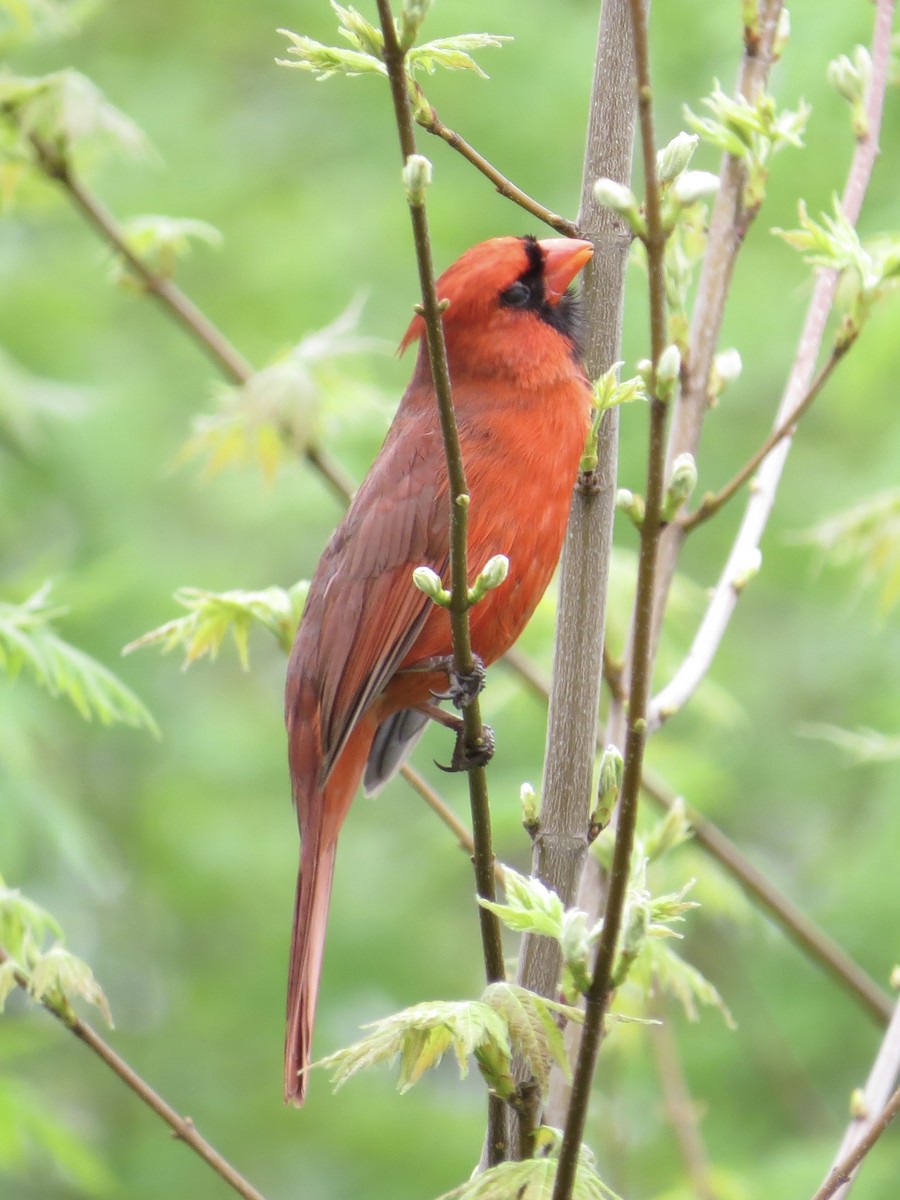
left=284, top=814, right=337, bottom=1106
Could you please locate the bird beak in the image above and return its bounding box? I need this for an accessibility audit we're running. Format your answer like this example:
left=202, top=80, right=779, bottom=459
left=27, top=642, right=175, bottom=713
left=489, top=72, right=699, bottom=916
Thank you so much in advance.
left=538, top=238, right=594, bottom=305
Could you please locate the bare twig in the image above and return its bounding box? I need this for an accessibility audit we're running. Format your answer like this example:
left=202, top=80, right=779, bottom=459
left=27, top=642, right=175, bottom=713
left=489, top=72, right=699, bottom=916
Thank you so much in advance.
left=0, top=947, right=267, bottom=1200
left=415, top=99, right=580, bottom=238
left=648, top=0, right=895, bottom=731
left=375, top=0, right=506, bottom=1163
left=812, top=998, right=900, bottom=1200
left=649, top=994, right=719, bottom=1200
left=552, top=1, right=669, bottom=1194
left=680, top=344, right=849, bottom=533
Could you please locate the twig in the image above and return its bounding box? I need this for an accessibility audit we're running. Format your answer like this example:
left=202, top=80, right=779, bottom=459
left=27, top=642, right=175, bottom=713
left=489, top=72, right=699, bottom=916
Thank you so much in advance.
left=502, top=647, right=893, bottom=1026
left=680, top=344, right=849, bottom=533
left=812, top=998, right=900, bottom=1200
left=415, top=99, right=580, bottom=238
left=0, top=947, right=266, bottom=1200
left=648, top=0, right=895, bottom=732
left=399, top=762, right=505, bottom=887
left=26, top=133, right=353, bottom=508
left=649, top=994, right=719, bottom=1200
left=552, top=1, right=669, bottom=1194
left=816, top=993, right=900, bottom=1200
left=645, top=0, right=784, bottom=655
left=375, top=0, right=506, bottom=1164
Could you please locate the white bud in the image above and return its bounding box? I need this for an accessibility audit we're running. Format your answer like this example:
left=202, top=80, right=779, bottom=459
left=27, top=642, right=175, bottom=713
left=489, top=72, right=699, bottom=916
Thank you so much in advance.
left=520, top=782, right=539, bottom=828
left=468, top=554, right=509, bottom=603
left=672, top=170, right=720, bottom=205
left=412, top=565, right=448, bottom=604
left=402, top=154, right=432, bottom=206
left=667, top=453, right=698, bottom=507
left=714, top=348, right=743, bottom=386
left=656, top=343, right=682, bottom=400
left=656, top=132, right=699, bottom=183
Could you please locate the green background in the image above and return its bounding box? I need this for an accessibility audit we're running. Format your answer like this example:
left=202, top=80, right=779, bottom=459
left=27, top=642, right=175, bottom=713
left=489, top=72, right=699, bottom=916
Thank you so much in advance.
left=1, top=2, right=899, bottom=1198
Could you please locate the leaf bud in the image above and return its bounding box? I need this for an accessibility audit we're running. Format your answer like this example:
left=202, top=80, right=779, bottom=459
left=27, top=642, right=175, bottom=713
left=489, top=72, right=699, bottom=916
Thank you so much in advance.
left=468, top=554, right=509, bottom=604
left=672, top=170, right=720, bottom=206
left=520, top=782, right=540, bottom=831
left=591, top=744, right=623, bottom=833
left=656, top=132, right=699, bottom=183
left=732, top=546, right=762, bottom=592
left=662, top=453, right=698, bottom=520
left=402, top=153, right=432, bottom=207
left=656, top=343, right=682, bottom=401
left=616, top=488, right=645, bottom=529
left=412, top=565, right=450, bottom=606
left=849, top=1088, right=868, bottom=1120
left=709, top=347, right=743, bottom=405
left=593, top=177, right=645, bottom=236
left=399, top=0, right=432, bottom=50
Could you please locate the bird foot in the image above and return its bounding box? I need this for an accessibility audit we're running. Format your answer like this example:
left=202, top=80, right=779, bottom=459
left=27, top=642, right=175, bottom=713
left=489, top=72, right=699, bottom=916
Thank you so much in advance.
left=435, top=723, right=495, bottom=774
left=430, top=655, right=486, bottom=710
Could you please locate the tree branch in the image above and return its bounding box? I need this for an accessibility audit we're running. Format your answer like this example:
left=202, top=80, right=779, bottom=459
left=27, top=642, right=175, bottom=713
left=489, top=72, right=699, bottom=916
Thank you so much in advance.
left=648, top=0, right=895, bottom=731
left=812, top=997, right=900, bottom=1200
left=415, top=98, right=580, bottom=237
left=375, top=0, right=506, bottom=1163
left=552, top=0, right=669, bottom=1193
left=0, top=947, right=266, bottom=1200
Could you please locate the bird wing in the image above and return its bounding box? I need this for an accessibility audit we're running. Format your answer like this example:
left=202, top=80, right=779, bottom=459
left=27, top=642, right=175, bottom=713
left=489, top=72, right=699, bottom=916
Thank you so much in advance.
left=288, top=411, right=450, bottom=785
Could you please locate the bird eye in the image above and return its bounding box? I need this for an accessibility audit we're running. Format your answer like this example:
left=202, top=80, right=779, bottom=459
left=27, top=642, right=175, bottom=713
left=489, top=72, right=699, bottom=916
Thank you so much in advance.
left=501, top=280, right=532, bottom=307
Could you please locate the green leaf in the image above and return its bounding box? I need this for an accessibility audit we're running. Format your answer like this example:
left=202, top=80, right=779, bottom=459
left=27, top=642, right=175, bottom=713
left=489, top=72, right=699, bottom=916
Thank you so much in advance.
left=125, top=582, right=309, bottom=667
left=437, top=1131, right=623, bottom=1200
left=483, top=983, right=582, bottom=1089
left=479, top=865, right=565, bottom=938
left=0, top=584, right=158, bottom=732
left=312, top=998, right=510, bottom=1094
left=406, top=33, right=510, bottom=78
left=276, top=27, right=387, bottom=80
left=797, top=487, right=900, bottom=613
left=28, top=945, right=112, bottom=1026
left=0, top=69, right=149, bottom=169
left=110, top=214, right=222, bottom=287
left=180, top=294, right=385, bottom=481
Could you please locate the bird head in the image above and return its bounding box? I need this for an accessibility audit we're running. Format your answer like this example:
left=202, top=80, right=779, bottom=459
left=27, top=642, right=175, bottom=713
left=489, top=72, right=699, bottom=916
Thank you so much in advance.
left=400, top=236, right=593, bottom=383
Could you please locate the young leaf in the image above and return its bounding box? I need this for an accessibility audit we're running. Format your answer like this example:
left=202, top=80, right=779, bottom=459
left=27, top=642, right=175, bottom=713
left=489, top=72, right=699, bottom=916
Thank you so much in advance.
left=110, top=214, right=222, bottom=288
left=0, top=584, right=158, bottom=732
left=798, top=487, right=900, bottom=613
left=406, top=33, right=510, bottom=78
left=482, top=982, right=582, bottom=1090
left=478, top=865, right=565, bottom=939
left=124, top=582, right=309, bottom=668
left=437, top=1132, right=623, bottom=1200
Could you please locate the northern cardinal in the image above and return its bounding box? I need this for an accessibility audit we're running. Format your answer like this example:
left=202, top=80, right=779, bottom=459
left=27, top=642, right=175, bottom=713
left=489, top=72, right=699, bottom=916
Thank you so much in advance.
left=284, top=235, right=594, bottom=1104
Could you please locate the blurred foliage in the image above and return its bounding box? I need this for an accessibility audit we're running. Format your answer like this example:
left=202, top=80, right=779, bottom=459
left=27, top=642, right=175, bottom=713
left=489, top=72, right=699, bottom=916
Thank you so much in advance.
left=1, top=1, right=899, bottom=1199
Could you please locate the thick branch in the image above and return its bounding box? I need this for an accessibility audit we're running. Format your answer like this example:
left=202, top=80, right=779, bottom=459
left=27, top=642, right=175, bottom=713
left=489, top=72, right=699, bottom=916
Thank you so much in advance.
left=0, top=948, right=266, bottom=1200
left=552, top=1, right=668, bottom=1194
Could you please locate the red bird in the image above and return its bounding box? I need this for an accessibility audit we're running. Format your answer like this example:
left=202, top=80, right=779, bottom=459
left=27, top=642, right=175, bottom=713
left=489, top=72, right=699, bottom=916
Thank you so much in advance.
left=284, top=235, right=594, bottom=1104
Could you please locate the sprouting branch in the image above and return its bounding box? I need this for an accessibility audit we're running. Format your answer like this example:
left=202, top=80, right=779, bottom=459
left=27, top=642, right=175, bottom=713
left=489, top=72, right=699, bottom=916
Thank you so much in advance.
left=0, top=946, right=267, bottom=1200
left=502, top=646, right=894, bottom=1027
left=648, top=0, right=896, bottom=733
left=374, top=0, right=507, bottom=1164
left=680, top=342, right=849, bottom=533
left=25, top=132, right=355, bottom=506
left=552, top=0, right=670, bottom=1193
left=812, top=997, right=900, bottom=1199
left=415, top=99, right=580, bottom=237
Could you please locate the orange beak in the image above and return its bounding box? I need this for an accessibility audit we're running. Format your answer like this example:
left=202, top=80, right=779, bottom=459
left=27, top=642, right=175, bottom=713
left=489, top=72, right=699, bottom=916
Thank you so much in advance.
left=538, top=238, right=594, bottom=305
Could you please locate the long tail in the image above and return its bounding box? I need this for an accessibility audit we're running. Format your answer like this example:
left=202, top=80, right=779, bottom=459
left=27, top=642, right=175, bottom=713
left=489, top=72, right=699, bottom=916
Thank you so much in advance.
left=284, top=813, right=337, bottom=1106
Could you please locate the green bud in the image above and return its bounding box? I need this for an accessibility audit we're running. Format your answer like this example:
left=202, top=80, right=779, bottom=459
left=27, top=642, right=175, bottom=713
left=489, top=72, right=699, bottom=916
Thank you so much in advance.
left=560, top=909, right=594, bottom=996
left=657, top=132, right=699, bottom=183
left=672, top=169, right=720, bottom=206
left=399, top=0, right=432, bottom=50
left=591, top=744, right=623, bottom=833
left=402, top=154, right=432, bottom=207
left=849, top=1088, right=868, bottom=1119
left=520, top=782, right=539, bottom=831
left=709, top=347, right=742, bottom=405
left=593, top=177, right=646, bottom=236
left=827, top=46, right=871, bottom=139
left=616, top=488, right=645, bottom=528
left=412, top=565, right=450, bottom=606
left=468, top=554, right=509, bottom=604
left=661, top=452, right=698, bottom=520
left=890, top=965, right=900, bottom=990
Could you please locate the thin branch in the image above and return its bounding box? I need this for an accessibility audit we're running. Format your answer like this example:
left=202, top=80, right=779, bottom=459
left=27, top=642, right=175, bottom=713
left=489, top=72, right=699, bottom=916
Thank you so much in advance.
left=27, top=133, right=353, bottom=508
left=415, top=99, right=580, bottom=238
left=375, top=0, right=506, bottom=1163
left=0, top=947, right=267, bottom=1200
left=503, top=647, right=893, bottom=1026
left=649, top=994, right=719, bottom=1200
left=553, top=0, right=670, bottom=1193
left=399, top=763, right=505, bottom=888
left=812, top=997, right=900, bottom=1200
left=680, top=342, right=849, bottom=533
left=648, top=0, right=895, bottom=732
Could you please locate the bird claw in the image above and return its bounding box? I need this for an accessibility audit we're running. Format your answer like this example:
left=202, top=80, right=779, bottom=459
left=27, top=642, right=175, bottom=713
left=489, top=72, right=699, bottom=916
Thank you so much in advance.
left=429, top=656, right=486, bottom=710
left=435, top=723, right=495, bottom=774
